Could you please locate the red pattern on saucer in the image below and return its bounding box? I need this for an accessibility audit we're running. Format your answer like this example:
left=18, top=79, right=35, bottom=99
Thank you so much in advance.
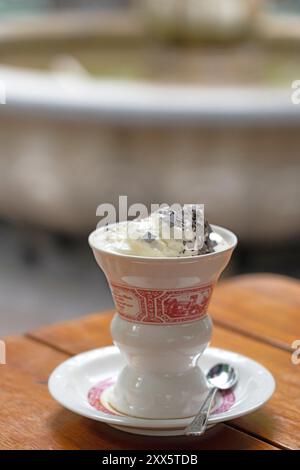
left=110, top=282, right=213, bottom=324
left=87, top=377, right=235, bottom=417
left=88, top=378, right=118, bottom=416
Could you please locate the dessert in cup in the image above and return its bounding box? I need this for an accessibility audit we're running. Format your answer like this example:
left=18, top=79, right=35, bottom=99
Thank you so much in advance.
left=89, top=206, right=237, bottom=419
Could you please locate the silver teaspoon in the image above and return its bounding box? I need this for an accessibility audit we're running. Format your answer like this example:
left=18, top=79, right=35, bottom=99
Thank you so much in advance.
left=185, top=363, right=238, bottom=436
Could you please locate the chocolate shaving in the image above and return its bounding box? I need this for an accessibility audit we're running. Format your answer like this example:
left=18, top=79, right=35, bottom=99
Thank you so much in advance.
left=197, top=220, right=218, bottom=254
left=142, top=231, right=156, bottom=243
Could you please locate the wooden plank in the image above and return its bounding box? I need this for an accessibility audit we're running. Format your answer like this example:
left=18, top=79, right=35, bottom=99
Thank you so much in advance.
left=28, top=312, right=300, bottom=450
left=27, top=311, right=114, bottom=355
left=4, top=335, right=65, bottom=381
left=210, top=274, right=300, bottom=351
left=0, top=336, right=275, bottom=450
left=212, top=326, right=300, bottom=450
left=222, top=274, right=300, bottom=304
left=28, top=310, right=115, bottom=355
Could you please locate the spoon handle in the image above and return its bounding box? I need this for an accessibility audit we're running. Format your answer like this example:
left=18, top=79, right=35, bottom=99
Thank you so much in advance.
left=185, top=387, right=218, bottom=436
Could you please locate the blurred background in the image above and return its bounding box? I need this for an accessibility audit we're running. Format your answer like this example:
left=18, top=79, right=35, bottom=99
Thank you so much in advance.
left=0, top=0, right=299, bottom=335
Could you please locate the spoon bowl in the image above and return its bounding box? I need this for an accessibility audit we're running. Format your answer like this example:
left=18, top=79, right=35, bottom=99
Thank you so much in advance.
left=207, top=363, right=238, bottom=390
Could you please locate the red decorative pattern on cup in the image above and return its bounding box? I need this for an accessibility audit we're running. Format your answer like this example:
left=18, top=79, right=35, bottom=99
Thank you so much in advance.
left=110, top=282, right=213, bottom=324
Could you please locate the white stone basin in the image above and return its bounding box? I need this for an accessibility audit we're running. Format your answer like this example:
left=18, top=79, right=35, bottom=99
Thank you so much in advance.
left=0, top=65, right=299, bottom=240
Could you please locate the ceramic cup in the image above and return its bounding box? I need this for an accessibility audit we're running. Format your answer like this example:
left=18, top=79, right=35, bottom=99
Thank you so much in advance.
left=89, top=224, right=237, bottom=419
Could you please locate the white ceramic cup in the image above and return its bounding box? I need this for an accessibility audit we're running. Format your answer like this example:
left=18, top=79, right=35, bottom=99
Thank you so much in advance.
left=89, top=224, right=237, bottom=419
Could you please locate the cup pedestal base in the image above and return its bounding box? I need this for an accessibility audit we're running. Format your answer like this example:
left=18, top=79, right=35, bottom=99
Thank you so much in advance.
left=110, top=313, right=212, bottom=419
left=110, top=364, right=209, bottom=419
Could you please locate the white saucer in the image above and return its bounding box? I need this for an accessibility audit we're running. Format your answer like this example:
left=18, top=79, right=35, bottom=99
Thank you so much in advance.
left=48, top=346, right=275, bottom=436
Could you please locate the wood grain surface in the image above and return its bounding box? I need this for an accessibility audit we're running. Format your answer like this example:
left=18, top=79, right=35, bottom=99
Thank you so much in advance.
left=1, top=273, right=299, bottom=450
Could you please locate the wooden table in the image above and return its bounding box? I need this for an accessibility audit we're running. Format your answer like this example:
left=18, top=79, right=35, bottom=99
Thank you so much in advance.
left=1, top=274, right=299, bottom=450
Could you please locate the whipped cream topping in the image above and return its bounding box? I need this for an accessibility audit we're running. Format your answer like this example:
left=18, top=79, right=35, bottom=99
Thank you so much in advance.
left=93, top=205, right=227, bottom=257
